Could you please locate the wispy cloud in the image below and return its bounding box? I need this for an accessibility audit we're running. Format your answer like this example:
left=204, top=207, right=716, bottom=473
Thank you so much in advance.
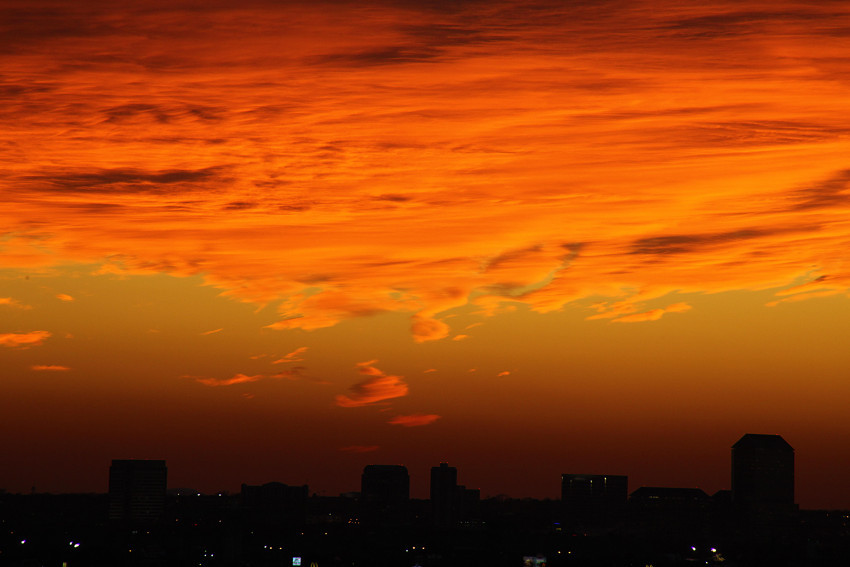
left=0, top=331, right=51, bottom=348
left=388, top=414, right=441, bottom=427
left=0, top=297, right=30, bottom=309
left=335, top=361, right=409, bottom=408
left=31, top=365, right=70, bottom=371
left=200, top=328, right=222, bottom=335
left=1, top=0, right=850, bottom=341
left=55, top=294, right=74, bottom=302
left=191, top=373, right=265, bottom=387
left=273, top=346, right=309, bottom=364
left=612, top=302, right=692, bottom=323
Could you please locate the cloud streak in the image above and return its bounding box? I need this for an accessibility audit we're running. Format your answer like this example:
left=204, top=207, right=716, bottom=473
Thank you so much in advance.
left=335, top=361, right=409, bottom=408
left=388, top=414, right=441, bottom=427
left=0, top=331, right=51, bottom=348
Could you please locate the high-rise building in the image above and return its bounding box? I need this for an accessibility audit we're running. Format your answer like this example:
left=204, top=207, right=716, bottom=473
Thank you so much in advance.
left=731, top=433, right=795, bottom=518
left=431, top=462, right=458, bottom=527
left=108, top=459, right=167, bottom=524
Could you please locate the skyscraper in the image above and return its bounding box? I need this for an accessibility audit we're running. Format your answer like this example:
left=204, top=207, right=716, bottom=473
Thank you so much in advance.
left=731, top=433, right=794, bottom=509
left=431, top=462, right=458, bottom=527
left=731, top=433, right=795, bottom=537
left=108, top=459, right=167, bottom=524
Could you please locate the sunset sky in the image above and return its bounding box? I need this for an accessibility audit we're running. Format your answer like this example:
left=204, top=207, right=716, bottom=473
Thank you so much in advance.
left=2, top=0, right=850, bottom=508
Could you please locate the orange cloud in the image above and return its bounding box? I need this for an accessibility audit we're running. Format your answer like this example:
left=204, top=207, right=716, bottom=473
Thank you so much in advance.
left=200, top=328, right=222, bottom=335
left=271, top=367, right=305, bottom=381
left=452, top=334, right=469, bottom=341
left=388, top=414, right=441, bottom=427
left=272, top=346, right=309, bottom=364
left=193, top=373, right=264, bottom=387
left=335, top=361, right=408, bottom=407
left=55, top=294, right=74, bottom=302
left=0, top=331, right=51, bottom=348
left=0, top=297, right=30, bottom=309
left=1, top=0, right=849, bottom=343
left=31, top=365, right=70, bottom=371
left=612, top=302, right=693, bottom=323
left=497, top=371, right=511, bottom=377
left=411, top=315, right=451, bottom=343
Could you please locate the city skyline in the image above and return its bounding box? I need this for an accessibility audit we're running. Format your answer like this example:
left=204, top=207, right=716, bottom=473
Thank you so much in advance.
left=0, top=433, right=812, bottom=509
left=3, top=0, right=850, bottom=510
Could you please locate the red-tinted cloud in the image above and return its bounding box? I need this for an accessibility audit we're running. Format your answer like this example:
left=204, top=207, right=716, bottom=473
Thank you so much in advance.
left=273, top=346, right=309, bottom=364
left=0, top=331, right=51, bottom=348
left=192, top=373, right=264, bottom=387
left=388, top=414, right=441, bottom=427
left=335, top=361, right=409, bottom=407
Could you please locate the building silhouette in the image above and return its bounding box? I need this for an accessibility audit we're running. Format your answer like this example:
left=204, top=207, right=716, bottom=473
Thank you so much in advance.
left=108, top=459, right=167, bottom=524
left=431, top=462, right=457, bottom=527
left=731, top=433, right=796, bottom=537
left=430, top=462, right=481, bottom=528
left=732, top=433, right=794, bottom=509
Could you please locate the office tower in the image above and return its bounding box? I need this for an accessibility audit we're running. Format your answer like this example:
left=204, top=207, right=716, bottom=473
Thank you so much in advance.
left=108, top=459, right=167, bottom=523
left=731, top=433, right=794, bottom=508
left=361, top=464, right=410, bottom=506
left=431, top=462, right=458, bottom=527
left=731, top=433, right=795, bottom=528
left=561, top=473, right=627, bottom=531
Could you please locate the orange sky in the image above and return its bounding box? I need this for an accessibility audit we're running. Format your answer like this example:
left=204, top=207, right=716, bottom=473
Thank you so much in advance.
left=2, top=0, right=850, bottom=508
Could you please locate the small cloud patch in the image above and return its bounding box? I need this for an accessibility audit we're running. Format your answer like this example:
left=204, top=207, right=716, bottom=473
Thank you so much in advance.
left=0, top=331, right=51, bottom=348
left=388, top=414, right=441, bottom=427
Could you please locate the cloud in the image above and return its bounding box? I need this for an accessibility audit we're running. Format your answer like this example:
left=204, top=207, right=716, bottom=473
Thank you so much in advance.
left=22, top=166, right=225, bottom=194
left=0, top=297, right=30, bottom=309
left=272, top=346, right=309, bottom=364
left=452, top=334, right=469, bottom=341
left=2, top=0, right=850, bottom=343
left=411, top=315, right=451, bottom=343
left=497, top=371, right=511, bottom=376
left=0, top=331, right=51, bottom=348
left=339, top=445, right=380, bottom=453
left=31, top=365, right=70, bottom=371
left=55, top=293, right=74, bottom=302
left=192, top=373, right=264, bottom=387
left=271, top=367, right=306, bottom=380
left=388, top=414, right=441, bottom=427
left=612, top=302, right=692, bottom=323
left=200, top=328, right=222, bottom=335
left=335, top=361, right=408, bottom=407
left=423, top=368, right=437, bottom=373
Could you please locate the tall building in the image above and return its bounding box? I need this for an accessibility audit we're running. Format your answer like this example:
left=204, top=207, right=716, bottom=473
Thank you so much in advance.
left=732, top=434, right=794, bottom=507
left=731, top=434, right=795, bottom=520
left=108, top=459, right=167, bottom=524
left=430, top=462, right=480, bottom=528
left=431, top=462, right=457, bottom=526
